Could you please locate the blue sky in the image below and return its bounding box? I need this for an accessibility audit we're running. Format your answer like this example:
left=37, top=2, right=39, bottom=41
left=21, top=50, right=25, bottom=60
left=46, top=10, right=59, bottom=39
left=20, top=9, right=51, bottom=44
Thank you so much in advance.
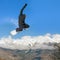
left=0, top=0, right=60, bottom=38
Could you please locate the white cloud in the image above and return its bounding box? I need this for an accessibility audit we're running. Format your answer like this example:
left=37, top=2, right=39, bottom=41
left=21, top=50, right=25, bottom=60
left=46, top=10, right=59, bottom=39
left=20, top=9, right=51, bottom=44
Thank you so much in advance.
left=0, top=33, right=60, bottom=50
left=10, top=18, right=18, bottom=27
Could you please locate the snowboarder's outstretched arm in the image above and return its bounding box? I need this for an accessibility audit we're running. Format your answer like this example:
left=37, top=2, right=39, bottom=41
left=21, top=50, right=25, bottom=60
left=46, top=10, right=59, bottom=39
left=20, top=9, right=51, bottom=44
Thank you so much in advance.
left=20, top=4, right=27, bottom=15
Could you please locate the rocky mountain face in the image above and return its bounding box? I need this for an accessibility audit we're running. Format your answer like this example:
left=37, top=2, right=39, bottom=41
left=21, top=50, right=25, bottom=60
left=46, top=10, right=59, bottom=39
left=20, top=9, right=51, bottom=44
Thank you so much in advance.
left=0, top=43, right=60, bottom=60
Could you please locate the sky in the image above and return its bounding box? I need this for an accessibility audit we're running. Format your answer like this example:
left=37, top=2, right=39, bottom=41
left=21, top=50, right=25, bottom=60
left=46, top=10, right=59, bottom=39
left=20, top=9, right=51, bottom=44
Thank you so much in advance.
left=0, top=0, right=60, bottom=38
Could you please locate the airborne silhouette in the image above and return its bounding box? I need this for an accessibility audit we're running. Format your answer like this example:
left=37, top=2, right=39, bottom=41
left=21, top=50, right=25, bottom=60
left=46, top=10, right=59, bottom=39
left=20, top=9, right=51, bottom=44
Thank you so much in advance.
left=16, top=4, right=30, bottom=32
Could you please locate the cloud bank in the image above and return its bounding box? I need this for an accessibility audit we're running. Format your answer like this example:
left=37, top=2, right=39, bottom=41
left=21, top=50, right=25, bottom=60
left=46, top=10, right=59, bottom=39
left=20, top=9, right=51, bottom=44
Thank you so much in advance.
left=0, top=33, right=60, bottom=50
